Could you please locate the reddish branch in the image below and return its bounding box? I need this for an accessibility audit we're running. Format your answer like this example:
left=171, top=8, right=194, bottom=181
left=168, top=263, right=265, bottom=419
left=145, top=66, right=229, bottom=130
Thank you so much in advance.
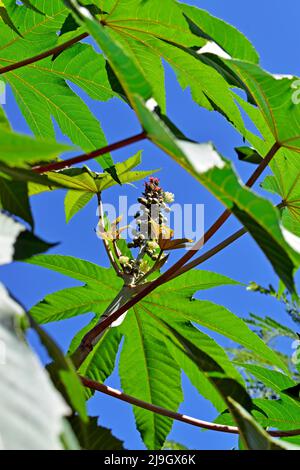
left=74, top=142, right=281, bottom=361
left=32, top=132, right=147, bottom=173
left=80, top=376, right=300, bottom=438
left=0, top=33, right=88, bottom=75
left=172, top=227, right=247, bottom=279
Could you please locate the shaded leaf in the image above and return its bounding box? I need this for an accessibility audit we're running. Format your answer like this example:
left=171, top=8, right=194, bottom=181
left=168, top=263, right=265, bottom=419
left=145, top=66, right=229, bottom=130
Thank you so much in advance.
left=69, top=416, right=124, bottom=450
left=0, top=283, right=70, bottom=449
left=0, top=213, right=55, bottom=264
left=228, top=398, right=300, bottom=450
left=29, top=316, right=88, bottom=423
left=235, top=146, right=263, bottom=165
left=0, top=127, right=71, bottom=168
left=0, top=177, right=33, bottom=227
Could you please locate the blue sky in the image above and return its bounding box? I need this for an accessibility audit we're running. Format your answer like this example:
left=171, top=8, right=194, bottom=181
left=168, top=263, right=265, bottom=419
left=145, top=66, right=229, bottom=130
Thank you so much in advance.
left=1, top=0, right=300, bottom=450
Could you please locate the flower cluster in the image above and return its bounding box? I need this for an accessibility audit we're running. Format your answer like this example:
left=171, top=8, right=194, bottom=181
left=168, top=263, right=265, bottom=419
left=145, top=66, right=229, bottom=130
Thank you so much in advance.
left=128, top=177, right=174, bottom=257
left=116, top=177, right=174, bottom=278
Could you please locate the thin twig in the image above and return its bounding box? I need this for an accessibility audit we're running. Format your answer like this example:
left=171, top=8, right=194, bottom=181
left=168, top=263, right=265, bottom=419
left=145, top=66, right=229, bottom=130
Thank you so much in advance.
left=97, top=192, right=122, bottom=277
left=75, top=142, right=281, bottom=355
left=80, top=375, right=300, bottom=438
left=173, top=228, right=247, bottom=279
left=32, top=131, right=147, bottom=173
left=0, top=33, right=88, bottom=75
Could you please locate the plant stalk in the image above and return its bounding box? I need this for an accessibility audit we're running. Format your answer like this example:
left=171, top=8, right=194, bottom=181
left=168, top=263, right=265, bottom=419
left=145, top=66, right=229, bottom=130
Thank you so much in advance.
left=32, top=131, right=147, bottom=173
left=74, top=142, right=281, bottom=354
left=71, top=286, right=134, bottom=369
left=80, top=375, right=300, bottom=438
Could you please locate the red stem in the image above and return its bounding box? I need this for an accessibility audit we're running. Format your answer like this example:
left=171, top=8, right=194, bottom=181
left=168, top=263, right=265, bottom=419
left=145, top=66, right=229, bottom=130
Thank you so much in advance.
left=0, top=34, right=88, bottom=75
left=80, top=375, right=300, bottom=438
left=32, top=131, right=147, bottom=173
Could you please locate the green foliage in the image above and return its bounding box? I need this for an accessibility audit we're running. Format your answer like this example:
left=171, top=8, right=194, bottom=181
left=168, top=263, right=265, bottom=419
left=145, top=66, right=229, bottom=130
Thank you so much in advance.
left=228, top=399, right=300, bottom=450
left=262, top=150, right=300, bottom=237
left=0, top=0, right=113, bottom=167
left=0, top=283, right=71, bottom=450
left=1, top=0, right=300, bottom=451
left=0, top=127, right=71, bottom=168
left=28, top=253, right=291, bottom=447
left=69, top=416, right=124, bottom=450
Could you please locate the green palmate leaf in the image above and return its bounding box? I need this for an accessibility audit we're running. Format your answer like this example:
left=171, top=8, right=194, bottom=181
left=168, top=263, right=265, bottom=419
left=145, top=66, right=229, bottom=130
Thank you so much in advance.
left=108, top=29, right=166, bottom=112
left=99, top=0, right=198, bottom=46
left=144, top=277, right=288, bottom=373
left=69, top=0, right=245, bottom=131
left=44, top=167, right=100, bottom=192
left=28, top=254, right=122, bottom=323
left=35, top=152, right=157, bottom=214
left=235, top=364, right=296, bottom=394
left=0, top=213, right=55, bottom=264
left=96, top=273, right=282, bottom=446
left=7, top=67, right=112, bottom=166
left=27, top=254, right=122, bottom=288
left=227, top=398, right=300, bottom=450
left=0, top=1, right=114, bottom=168
left=229, top=62, right=300, bottom=151
left=159, top=320, right=253, bottom=412
left=262, top=150, right=300, bottom=237
left=95, top=151, right=158, bottom=191
left=1, top=0, right=68, bottom=56
left=0, top=283, right=70, bottom=449
left=69, top=416, right=124, bottom=450
left=0, top=127, right=71, bottom=168
left=64, top=190, right=94, bottom=223
left=145, top=38, right=245, bottom=131
left=179, top=3, right=259, bottom=63
left=61, top=152, right=157, bottom=221
left=154, top=319, right=243, bottom=413
left=119, top=309, right=183, bottom=450
left=68, top=316, right=122, bottom=388
left=0, top=177, right=33, bottom=227
left=49, top=42, right=114, bottom=103
left=27, top=252, right=245, bottom=448
left=217, top=397, right=300, bottom=432
left=66, top=1, right=152, bottom=102
left=29, top=284, right=118, bottom=324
